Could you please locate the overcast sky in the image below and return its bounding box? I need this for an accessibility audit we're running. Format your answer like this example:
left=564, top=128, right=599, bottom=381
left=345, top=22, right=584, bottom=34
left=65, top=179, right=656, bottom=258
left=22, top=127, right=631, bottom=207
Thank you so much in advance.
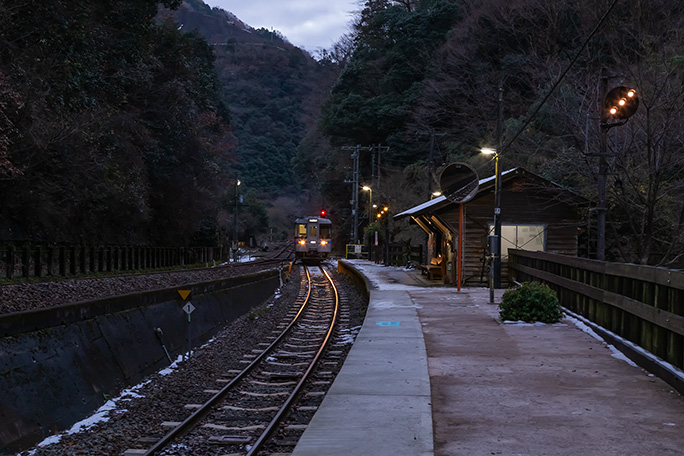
left=204, top=0, right=360, bottom=53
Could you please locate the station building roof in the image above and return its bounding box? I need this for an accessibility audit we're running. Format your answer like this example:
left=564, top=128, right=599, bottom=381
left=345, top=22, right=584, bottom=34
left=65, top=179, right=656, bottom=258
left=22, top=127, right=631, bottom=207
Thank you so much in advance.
left=395, top=167, right=589, bottom=221
left=394, top=168, right=520, bottom=220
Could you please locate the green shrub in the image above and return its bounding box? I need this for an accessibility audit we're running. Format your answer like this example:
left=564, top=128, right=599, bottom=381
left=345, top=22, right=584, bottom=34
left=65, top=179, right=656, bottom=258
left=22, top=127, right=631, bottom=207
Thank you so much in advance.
left=499, top=281, right=563, bottom=323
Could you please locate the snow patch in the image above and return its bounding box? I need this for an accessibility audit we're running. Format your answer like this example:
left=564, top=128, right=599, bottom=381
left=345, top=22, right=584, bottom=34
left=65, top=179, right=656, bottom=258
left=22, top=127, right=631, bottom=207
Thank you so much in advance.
left=158, top=354, right=185, bottom=376
left=29, top=380, right=151, bottom=451
left=344, top=260, right=422, bottom=291
left=564, top=309, right=639, bottom=368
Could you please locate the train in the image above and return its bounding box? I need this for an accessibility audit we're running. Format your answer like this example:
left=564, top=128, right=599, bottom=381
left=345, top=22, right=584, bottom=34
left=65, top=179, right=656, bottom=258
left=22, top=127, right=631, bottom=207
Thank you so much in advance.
left=294, top=215, right=332, bottom=262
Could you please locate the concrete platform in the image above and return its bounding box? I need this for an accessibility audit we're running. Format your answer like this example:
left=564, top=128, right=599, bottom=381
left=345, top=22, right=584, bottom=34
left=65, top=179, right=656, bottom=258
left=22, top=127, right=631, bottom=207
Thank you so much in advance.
left=292, top=260, right=684, bottom=456
left=292, top=266, right=433, bottom=456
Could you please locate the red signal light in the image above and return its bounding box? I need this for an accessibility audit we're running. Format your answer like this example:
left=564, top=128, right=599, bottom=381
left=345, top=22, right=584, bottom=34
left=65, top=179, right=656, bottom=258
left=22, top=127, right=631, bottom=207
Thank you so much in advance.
left=320, top=209, right=327, bottom=217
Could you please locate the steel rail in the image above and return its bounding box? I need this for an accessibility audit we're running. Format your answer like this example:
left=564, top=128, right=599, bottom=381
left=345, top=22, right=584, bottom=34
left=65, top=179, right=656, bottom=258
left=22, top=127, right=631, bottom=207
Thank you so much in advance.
left=138, top=266, right=313, bottom=456
left=245, top=265, right=340, bottom=455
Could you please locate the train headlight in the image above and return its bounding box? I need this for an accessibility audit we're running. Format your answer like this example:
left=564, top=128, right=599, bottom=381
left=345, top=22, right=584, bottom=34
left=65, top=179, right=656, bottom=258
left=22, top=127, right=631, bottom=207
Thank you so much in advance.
left=320, top=240, right=328, bottom=246
left=298, top=239, right=306, bottom=246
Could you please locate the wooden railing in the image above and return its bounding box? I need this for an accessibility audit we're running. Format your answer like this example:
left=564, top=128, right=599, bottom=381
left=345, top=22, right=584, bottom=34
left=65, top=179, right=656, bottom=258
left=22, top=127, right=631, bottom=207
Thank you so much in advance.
left=0, top=243, right=228, bottom=280
left=509, top=249, right=684, bottom=387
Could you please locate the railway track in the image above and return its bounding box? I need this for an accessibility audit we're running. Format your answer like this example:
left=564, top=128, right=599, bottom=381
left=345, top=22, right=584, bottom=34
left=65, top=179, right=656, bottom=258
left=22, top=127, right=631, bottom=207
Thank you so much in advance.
left=123, top=264, right=341, bottom=456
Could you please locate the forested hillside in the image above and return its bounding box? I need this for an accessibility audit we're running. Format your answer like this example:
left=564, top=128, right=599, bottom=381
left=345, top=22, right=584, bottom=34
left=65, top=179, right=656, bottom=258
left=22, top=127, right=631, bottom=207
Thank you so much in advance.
left=312, top=0, right=684, bottom=266
left=2, top=0, right=684, bottom=265
left=170, top=0, right=343, bottom=239
left=0, top=0, right=233, bottom=245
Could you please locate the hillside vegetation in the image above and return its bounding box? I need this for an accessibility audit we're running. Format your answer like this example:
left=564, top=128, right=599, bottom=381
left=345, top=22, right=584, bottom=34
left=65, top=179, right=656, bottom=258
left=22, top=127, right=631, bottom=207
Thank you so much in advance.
left=1, top=0, right=232, bottom=245
left=2, top=0, right=684, bottom=265
left=313, top=0, right=684, bottom=266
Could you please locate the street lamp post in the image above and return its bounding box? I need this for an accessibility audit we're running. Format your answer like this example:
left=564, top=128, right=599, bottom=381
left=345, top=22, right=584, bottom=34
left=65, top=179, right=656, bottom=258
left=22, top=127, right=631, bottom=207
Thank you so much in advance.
left=362, top=186, right=373, bottom=219
left=596, top=71, right=639, bottom=261
left=362, top=186, right=372, bottom=260
left=233, top=179, right=241, bottom=262
left=379, top=206, right=390, bottom=266
left=481, top=85, right=504, bottom=295
left=482, top=147, right=502, bottom=299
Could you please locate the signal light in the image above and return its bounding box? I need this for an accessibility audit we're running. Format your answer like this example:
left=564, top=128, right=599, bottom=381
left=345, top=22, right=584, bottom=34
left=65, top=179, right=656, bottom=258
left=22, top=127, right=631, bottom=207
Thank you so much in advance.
left=605, top=86, right=639, bottom=120
left=320, top=209, right=327, bottom=217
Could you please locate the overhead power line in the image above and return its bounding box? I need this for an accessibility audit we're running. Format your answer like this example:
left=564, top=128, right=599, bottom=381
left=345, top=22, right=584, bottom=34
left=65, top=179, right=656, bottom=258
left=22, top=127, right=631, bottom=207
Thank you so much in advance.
left=502, top=0, right=621, bottom=153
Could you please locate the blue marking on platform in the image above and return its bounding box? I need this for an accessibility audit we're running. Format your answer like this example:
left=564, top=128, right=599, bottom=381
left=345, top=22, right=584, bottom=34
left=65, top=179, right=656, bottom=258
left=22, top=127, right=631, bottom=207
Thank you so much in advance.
left=376, top=321, right=401, bottom=327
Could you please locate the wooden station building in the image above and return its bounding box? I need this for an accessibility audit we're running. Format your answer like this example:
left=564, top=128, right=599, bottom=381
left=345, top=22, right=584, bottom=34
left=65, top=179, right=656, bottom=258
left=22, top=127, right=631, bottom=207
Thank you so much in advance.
left=394, top=167, right=588, bottom=286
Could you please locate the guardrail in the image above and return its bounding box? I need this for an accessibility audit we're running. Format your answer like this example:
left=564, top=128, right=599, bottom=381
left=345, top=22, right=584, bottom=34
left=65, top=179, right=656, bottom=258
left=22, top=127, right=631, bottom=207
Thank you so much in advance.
left=508, top=249, right=684, bottom=393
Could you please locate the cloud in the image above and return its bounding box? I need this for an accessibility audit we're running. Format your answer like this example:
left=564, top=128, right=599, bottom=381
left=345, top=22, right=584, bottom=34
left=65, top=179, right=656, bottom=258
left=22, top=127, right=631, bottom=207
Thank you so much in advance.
left=205, top=0, right=357, bottom=51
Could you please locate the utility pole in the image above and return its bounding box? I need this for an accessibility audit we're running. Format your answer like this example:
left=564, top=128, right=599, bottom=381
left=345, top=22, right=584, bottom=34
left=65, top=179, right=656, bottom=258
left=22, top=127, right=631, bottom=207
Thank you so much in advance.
left=597, top=72, right=609, bottom=262
left=595, top=69, right=639, bottom=261
left=371, top=144, right=389, bottom=190
left=343, top=145, right=372, bottom=244
left=418, top=130, right=445, bottom=198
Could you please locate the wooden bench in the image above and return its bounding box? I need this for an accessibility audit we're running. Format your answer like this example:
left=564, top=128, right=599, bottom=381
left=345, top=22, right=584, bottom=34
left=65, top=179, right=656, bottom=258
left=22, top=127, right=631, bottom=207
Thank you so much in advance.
left=420, top=257, right=443, bottom=280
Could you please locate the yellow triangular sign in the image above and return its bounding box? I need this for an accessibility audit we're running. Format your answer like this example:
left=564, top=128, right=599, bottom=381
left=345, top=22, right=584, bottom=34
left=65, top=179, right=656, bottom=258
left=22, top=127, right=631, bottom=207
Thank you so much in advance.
left=178, top=289, right=191, bottom=301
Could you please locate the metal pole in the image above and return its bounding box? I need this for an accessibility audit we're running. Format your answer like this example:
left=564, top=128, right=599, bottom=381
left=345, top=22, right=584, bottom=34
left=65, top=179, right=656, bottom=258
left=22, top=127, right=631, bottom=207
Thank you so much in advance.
left=384, top=212, right=389, bottom=266
left=428, top=132, right=435, bottom=198
left=494, top=86, right=503, bottom=288
left=597, top=72, right=608, bottom=261
left=352, top=147, right=360, bottom=244
left=233, top=179, right=240, bottom=262
left=187, top=312, right=192, bottom=358
left=458, top=203, right=463, bottom=292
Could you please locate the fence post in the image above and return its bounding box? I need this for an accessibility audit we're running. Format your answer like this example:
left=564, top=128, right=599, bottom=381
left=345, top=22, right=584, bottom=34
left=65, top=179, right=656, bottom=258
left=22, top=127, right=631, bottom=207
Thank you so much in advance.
left=69, top=246, right=77, bottom=275
left=96, top=246, right=103, bottom=272
left=105, top=247, right=112, bottom=272
left=22, top=244, right=31, bottom=278
left=114, top=247, right=120, bottom=271
left=6, top=244, right=16, bottom=279
left=47, top=246, right=55, bottom=276
left=125, top=246, right=132, bottom=271
left=78, top=245, right=86, bottom=274
left=34, top=245, right=42, bottom=278
left=59, top=246, right=66, bottom=276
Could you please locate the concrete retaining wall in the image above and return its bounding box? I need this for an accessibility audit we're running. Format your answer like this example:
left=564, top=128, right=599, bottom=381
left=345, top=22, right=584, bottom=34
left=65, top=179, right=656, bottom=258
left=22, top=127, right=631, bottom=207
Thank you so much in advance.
left=0, top=269, right=283, bottom=454
left=338, top=260, right=372, bottom=295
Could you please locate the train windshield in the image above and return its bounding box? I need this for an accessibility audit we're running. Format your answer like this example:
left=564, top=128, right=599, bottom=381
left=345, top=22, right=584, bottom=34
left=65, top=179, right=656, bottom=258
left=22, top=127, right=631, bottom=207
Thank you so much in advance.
left=320, top=225, right=331, bottom=239
left=296, top=224, right=307, bottom=237
left=309, top=225, right=318, bottom=237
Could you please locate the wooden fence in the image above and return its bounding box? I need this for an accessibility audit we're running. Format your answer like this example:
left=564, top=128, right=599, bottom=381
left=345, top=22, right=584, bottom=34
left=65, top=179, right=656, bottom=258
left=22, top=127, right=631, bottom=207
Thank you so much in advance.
left=366, top=243, right=422, bottom=266
left=508, top=249, right=684, bottom=386
left=0, top=243, right=227, bottom=280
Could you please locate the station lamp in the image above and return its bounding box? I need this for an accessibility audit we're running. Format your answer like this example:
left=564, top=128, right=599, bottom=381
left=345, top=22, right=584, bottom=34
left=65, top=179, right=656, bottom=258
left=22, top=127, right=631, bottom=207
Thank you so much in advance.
left=605, top=86, right=639, bottom=120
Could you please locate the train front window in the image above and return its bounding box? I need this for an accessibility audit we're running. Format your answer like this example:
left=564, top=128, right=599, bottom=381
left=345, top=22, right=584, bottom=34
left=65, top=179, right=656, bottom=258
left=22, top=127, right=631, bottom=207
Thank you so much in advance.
left=296, top=224, right=307, bottom=237
left=309, top=225, right=318, bottom=237
left=320, top=226, right=330, bottom=239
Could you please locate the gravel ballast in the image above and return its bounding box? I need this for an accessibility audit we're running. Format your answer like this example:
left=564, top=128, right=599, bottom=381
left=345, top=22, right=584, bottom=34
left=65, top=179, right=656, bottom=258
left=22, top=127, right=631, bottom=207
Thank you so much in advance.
left=14, top=261, right=368, bottom=456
